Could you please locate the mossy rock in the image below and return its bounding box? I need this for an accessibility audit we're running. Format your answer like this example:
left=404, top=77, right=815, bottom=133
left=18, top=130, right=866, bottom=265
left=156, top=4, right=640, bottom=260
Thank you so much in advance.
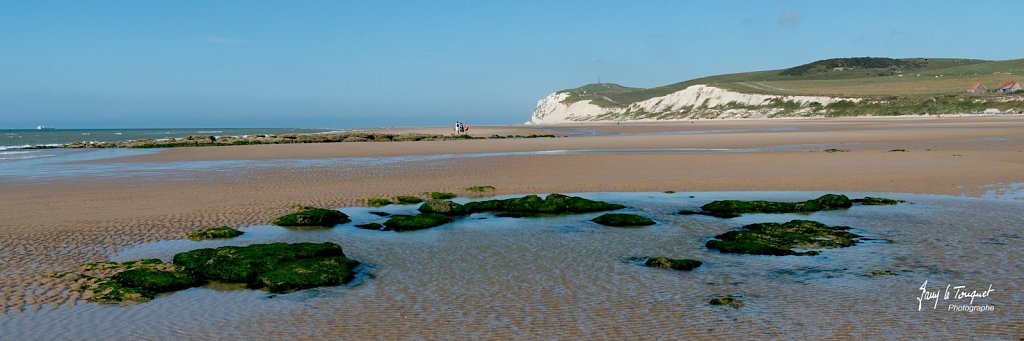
left=709, top=296, right=742, bottom=309
left=417, top=199, right=469, bottom=216
left=367, top=198, right=393, bottom=207
left=368, top=211, right=391, bottom=217
left=463, top=194, right=625, bottom=217
left=71, top=259, right=203, bottom=304
left=591, top=213, right=655, bottom=227
left=187, top=226, right=243, bottom=240
left=112, top=267, right=203, bottom=294
left=172, top=242, right=359, bottom=293
left=355, top=222, right=384, bottom=230
left=866, top=269, right=898, bottom=276
left=254, top=256, right=360, bottom=293
left=395, top=196, right=424, bottom=205
left=429, top=192, right=457, bottom=200
left=690, top=194, right=852, bottom=218
left=852, top=197, right=904, bottom=205
left=272, top=207, right=350, bottom=227
left=705, top=219, right=861, bottom=256
left=644, top=257, right=702, bottom=271
left=465, top=185, right=496, bottom=192
left=383, top=213, right=452, bottom=232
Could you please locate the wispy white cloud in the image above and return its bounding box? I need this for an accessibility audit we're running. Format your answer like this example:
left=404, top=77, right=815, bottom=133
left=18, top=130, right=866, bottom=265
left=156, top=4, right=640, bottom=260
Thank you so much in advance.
left=779, top=10, right=798, bottom=27
left=200, top=35, right=247, bottom=44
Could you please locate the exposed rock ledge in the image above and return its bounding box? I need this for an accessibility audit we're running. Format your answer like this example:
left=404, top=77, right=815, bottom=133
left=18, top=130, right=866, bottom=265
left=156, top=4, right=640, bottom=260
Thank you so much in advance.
left=526, top=85, right=861, bottom=124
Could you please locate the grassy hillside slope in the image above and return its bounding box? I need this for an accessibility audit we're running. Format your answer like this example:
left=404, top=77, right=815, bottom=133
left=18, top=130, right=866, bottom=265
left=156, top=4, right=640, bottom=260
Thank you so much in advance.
left=563, top=58, right=1024, bottom=108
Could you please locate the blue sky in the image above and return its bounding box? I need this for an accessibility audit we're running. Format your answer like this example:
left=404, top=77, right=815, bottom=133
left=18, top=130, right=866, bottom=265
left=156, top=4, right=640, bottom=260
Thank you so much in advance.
left=2, top=1, right=1022, bottom=128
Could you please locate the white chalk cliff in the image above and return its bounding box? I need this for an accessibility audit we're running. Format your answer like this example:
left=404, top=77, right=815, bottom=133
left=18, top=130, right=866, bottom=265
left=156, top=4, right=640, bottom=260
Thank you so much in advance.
left=526, top=85, right=859, bottom=124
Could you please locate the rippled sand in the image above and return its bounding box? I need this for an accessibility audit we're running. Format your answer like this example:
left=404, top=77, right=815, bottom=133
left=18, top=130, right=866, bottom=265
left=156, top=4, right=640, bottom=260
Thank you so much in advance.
left=2, top=193, right=1021, bottom=339
left=0, top=118, right=1022, bottom=339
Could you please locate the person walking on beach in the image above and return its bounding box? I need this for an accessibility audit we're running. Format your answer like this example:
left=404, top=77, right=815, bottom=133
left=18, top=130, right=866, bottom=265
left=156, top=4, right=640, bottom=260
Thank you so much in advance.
left=455, top=121, right=461, bottom=135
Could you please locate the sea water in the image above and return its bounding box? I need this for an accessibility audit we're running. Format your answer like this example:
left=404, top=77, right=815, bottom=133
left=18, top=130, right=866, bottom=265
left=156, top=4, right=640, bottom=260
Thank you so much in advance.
left=1, top=192, right=1020, bottom=339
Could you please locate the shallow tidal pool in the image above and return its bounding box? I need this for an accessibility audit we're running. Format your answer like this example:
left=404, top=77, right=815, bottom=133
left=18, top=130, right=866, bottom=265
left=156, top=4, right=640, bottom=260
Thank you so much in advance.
left=2, top=192, right=1021, bottom=340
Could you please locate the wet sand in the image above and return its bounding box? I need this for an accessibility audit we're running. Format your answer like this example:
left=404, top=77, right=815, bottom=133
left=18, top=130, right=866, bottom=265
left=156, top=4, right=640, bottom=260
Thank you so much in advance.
left=0, top=116, right=1022, bottom=336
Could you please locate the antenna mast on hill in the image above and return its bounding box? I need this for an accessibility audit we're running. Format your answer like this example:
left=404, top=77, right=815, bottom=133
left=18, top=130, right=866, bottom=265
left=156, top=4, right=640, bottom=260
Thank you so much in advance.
left=598, top=75, right=601, bottom=84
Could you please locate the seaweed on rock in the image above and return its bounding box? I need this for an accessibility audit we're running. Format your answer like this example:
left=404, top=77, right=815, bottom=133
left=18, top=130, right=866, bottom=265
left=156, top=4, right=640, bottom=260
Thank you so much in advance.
left=172, top=242, right=359, bottom=293
left=367, top=198, right=393, bottom=207
left=591, top=213, right=655, bottom=227
left=429, top=192, right=457, bottom=200
left=64, top=259, right=203, bottom=304
left=395, top=196, right=424, bottom=205
left=705, top=219, right=861, bottom=256
left=684, top=194, right=853, bottom=218
left=643, top=257, right=702, bottom=271
left=462, top=194, right=625, bottom=217
left=851, top=197, right=904, bottom=205
left=272, top=207, right=350, bottom=227
left=187, top=226, right=243, bottom=240
left=417, top=199, right=469, bottom=216
left=709, top=296, right=743, bottom=309
left=383, top=213, right=452, bottom=232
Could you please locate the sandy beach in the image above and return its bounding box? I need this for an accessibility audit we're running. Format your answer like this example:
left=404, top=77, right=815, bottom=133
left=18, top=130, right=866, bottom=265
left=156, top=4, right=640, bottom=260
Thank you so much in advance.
left=1, top=116, right=1022, bottom=337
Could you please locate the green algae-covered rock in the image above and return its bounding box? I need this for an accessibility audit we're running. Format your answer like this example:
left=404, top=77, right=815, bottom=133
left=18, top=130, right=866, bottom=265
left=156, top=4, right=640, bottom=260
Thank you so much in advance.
left=395, top=196, right=424, bottom=204
left=705, top=219, right=861, bottom=256
left=643, top=256, right=702, bottom=271
left=367, top=198, right=393, bottom=207
left=851, top=197, right=904, bottom=205
left=417, top=199, right=469, bottom=216
left=187, top=226, right=243, bottom=240
left=273, top=207, right=350, bottom=227
left=67, top=259, right=203, bottom=304
left=709, top=296, right=743, bottom=309
left=355, top=222, right=384, bottom=230
left=866, top=269, right=898, bottom=276
left=383, top=213, right=452, bottom=232
left=465, top=185, right=496, bottom=192
left=112, top=267, right=203, bottom=294
left=172, top=242, right=359, bottom=293
left=429, top=192, right=457, bottom=200
left=255, top=256, right=361, bottom=293
left=463, top=193, right=625, bottom=217
left=66, top=243, right=362, bottom=303
left=591, top=213, right=656, bottom=227
left=689, top=194, right=853, bottom=218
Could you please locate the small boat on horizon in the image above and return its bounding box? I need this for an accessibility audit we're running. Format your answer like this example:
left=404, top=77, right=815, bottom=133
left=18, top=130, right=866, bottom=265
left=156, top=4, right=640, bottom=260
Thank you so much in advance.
left=36, top=125, right=56, bottom=130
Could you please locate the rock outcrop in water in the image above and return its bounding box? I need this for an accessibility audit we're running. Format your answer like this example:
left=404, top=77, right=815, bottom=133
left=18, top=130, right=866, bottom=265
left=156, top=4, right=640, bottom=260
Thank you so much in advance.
left=61, top=242, right=362, bottom=304
left=705, top=219, right=861, bottom=256
left=679, top=194, right=853, bottom=218
left=272, top=206, right=351, bottom=227
left=851, top=197, right=905, bottom=205
left=187, top=226, right=243, bottom=240
left=461, top=193, right=626, bottom=217
left=383, top=213, right=453, bottom=232
left=643, top=257, right=702, bottom=271
left=370, top=194, right=627, bottom=232
left=591, top=213, right=655, bottom=227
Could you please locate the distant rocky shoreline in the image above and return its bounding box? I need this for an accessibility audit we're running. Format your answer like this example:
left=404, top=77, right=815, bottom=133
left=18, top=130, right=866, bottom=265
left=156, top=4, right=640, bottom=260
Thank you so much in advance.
left=30, top=131, right=558, bottom=149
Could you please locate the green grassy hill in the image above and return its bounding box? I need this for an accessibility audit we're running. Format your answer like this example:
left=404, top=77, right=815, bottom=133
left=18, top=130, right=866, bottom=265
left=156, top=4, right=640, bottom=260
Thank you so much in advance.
left=563, top=58, right=1024, bottom=108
